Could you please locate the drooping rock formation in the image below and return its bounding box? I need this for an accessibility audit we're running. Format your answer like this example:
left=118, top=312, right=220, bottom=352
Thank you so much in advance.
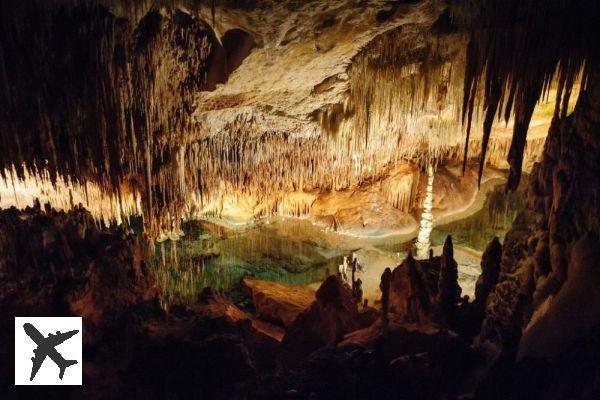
left=0, top=0, right=556, bottom=240
left=242, top=277, right=315, bottom=327
left=1, top=0, right=447, bottom=238
left=457, top=0, right=598, bottom=189
left=0, top=3, right=225, bottom=237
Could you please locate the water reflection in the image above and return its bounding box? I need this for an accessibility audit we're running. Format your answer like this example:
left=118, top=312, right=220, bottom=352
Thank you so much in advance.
left=153, top=180, right=526, bottom=303
left=430, top=182, right=526, bottom=251
left=154, top=220, right=342, bottom=303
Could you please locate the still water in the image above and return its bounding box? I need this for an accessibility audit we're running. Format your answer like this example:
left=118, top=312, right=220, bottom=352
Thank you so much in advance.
left=153, top=180, right=526, bottom=304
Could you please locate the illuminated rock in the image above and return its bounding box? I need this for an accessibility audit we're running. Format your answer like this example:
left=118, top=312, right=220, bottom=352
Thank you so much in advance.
left=282, top=276, right=360, bottom=358
left=242, top=278, right=315, bottom=327
left=388, top=253, right=433, bottom=324
left=0, top=0, right=559, bottom=240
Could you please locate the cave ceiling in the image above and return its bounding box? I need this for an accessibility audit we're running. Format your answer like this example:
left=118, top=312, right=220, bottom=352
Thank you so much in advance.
left=0, top=0, right=592, bottom=237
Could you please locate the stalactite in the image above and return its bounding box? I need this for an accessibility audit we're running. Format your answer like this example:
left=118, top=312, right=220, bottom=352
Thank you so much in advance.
left=478, top=78, right=501, bottom=186
left=0, top=166, right=140, bottom=226
left=2, top=0, right=590, bottom=239
left=457, top=0, right=600, bottom=190
left=0, top=2, right=218, bottom=238
left=341, top=25, right=469, bottom=170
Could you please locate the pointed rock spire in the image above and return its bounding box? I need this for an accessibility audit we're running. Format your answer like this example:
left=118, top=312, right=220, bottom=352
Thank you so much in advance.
left=436, top=235, right=461, bottom=321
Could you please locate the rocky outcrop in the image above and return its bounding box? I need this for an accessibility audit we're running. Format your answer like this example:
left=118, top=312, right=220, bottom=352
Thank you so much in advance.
left=388, top=253, right=435, bottom=324
left=516, top=74, right=600, bottom=360
left=340, top=315, right=445, bottom=351
left=384, top=237, right=465, bottom=327
left=476, top=198, right=538, bottom=352
left=474, top=67, right=600, bottom=398
left=242, top=277, right=315, bottom=327
left=82, top=287, right=281, bottom=400
left=282, top=276, right=361, bottom=358
left=278, top=317, right=471, bottom=400
left=0, top=205, right=161, bottom=395
left=474, top=237, right=502, bottom=310
left=178, top=287, right=284, bottom=342
left=0, top=204, right=159, bottom=342
left=0, top=226, right=282, bottom=399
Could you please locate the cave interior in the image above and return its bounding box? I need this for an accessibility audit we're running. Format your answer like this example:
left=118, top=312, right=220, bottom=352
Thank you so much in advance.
left=1, top=0, right=600, bottom=399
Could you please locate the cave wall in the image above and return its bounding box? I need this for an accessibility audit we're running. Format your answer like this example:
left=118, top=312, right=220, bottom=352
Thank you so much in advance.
left=517, top=67, right=600, bottom=360
left=478, top=67, right=600, bottom=364
left=0, top=204, right=158, bottom=343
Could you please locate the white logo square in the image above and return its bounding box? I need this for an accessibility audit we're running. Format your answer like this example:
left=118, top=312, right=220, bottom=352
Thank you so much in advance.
left=14, top=317, right=83, bottom=385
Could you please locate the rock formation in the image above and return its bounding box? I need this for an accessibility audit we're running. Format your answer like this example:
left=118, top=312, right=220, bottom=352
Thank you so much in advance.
left=474, top=237, right=502, bottom=310
left=242, top=277, right=315, bottom=327
left=0, top=207, right=283, bottom=397
left=0, top=204, right=159, bottom=342
left=282, top=275, right=361, bottom=359
left=0, top=0, right=599, bottom=398
left=0, top=0, right=554, bottom=240
left=435, top=235, right=462, bottom=321
left=473, top=66, right=600, bottom=399
left=388, top=253, right=434, bottom=325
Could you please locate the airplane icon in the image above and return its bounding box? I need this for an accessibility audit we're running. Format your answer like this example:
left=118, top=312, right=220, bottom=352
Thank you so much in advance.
left=23, top=322, right=79, bottom=381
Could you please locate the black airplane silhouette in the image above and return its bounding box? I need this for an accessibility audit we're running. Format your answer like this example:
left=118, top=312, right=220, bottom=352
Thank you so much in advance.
left=23, top=322, right=79, bottom=381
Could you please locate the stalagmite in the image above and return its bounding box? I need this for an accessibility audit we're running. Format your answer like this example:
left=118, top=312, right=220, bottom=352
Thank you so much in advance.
left=415, top=164, right=434, bottom=259
left=436, top=235, right=461, bottom=320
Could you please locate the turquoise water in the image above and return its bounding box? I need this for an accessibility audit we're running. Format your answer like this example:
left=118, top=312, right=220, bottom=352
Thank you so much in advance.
left=153, top=220, right=343, bottom=303
left=153, top=182, right=526, bottom=303
left=430, top=183, right=526, bottom=251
